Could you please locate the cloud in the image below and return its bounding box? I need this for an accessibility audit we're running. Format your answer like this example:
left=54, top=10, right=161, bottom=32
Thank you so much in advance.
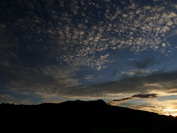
left=1, top=0, right=177, bottom=71
left=84, top=75, right=94, bottom=80
left=95, top=70, right=177, bottom=93
left=108, top=93, right=158, bottom=106
left=1, top=63, right=81, bottom=102
left=2, top=62, right=177, bottom=102
left=59, top=70, right=177, bottom=98
left=112, top=97, right=133, bottom=102
left=118, top=69, right=154, bottom=77
left=52, top=0, right=177, bottom=69
left=121, top=97, right=177, bottom=115
left=132, top=93, right=158, bottom=98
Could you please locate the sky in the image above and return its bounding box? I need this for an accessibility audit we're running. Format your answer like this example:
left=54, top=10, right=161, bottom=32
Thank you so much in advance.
left=1, top=0, right=177, bottom=116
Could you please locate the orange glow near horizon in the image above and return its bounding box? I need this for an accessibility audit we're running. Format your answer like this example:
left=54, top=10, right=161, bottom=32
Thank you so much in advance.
left=164, top=109, right=177, bottom=116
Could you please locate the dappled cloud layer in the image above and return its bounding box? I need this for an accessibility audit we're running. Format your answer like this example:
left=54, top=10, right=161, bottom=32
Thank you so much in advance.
left=1, top=0, right=177, bottom=70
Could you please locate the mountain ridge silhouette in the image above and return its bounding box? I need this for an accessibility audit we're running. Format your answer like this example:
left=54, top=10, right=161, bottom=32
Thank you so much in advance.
left=0, top=100, right=177, bottom=133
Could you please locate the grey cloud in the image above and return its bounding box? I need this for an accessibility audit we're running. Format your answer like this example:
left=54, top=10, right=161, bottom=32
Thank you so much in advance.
left=10, top=69, right=174, bottom=99
left=61, top=70, right=177, bottom=97
left=108, top=93, right=158, bottom=106
left=1, top=61, right=176, bottom=102
left=132, top=93, right=158, bottom=98
left=1, top=63, right=81, bottom=99
left=112, top=97, right=132, bottom=102
left=117, top=69, right=155, bottom=78
left=92, top=70, right=177, bottom=94
left=112, top=93, right=158, bottom=102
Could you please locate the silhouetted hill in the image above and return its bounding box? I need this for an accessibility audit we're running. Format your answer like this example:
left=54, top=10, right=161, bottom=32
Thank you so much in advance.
left=0, top=100, right=177, bottom=133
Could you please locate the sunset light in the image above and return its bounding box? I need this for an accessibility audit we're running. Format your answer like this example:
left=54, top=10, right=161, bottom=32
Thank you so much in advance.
left=164, top=109, right=177, bottom=116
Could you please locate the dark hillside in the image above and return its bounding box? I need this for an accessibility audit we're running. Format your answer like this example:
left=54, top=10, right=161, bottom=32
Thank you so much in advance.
left=0, top=100, right=177, bottom=133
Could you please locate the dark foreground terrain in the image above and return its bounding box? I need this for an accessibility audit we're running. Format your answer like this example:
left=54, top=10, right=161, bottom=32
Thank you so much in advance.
left=0, top=100, right=177, bottom=133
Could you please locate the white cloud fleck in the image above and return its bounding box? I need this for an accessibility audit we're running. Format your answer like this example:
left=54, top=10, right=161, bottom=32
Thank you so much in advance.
left=84, top=75, right=94, bottom=80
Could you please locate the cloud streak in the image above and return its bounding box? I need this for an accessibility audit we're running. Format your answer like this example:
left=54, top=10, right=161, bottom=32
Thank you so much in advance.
left=132, top=93, right=158, bottom=98
left=56, top=70, right=177, bottom=98
left=108, top=93, right=158, bottom=105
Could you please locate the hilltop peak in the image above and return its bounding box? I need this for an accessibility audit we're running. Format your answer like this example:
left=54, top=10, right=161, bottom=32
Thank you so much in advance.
left=60, top=99, right=107, bottom=107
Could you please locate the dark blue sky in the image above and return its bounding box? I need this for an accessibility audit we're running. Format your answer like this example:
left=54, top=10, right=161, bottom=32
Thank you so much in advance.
left=1, top=0, right=177, bottom=115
